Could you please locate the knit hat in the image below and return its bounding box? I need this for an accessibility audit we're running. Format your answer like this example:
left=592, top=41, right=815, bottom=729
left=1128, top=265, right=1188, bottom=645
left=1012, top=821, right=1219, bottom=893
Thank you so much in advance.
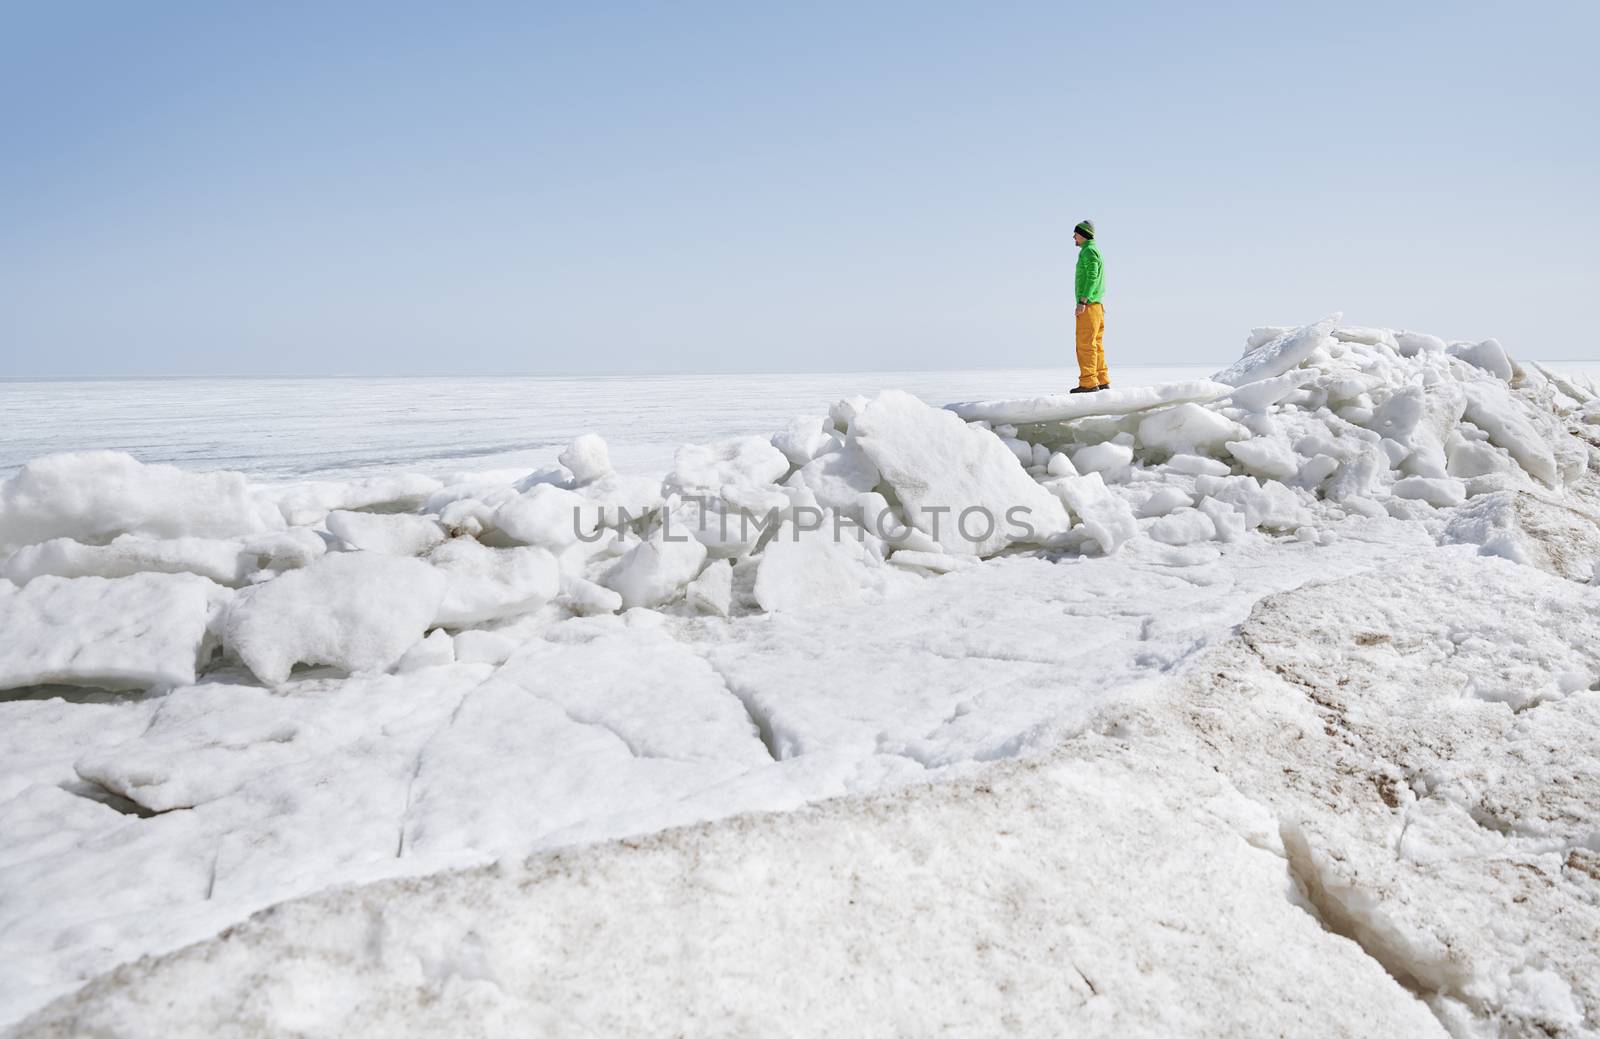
left=1074, top=219, right=1095, bottom=239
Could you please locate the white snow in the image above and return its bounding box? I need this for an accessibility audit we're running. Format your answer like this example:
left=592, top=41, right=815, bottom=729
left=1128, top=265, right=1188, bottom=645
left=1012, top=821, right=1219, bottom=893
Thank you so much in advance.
left=667, top=436, right=792, bottom=496
left=558, top=434, right=613, bottom=486
left=0, top=573, right=221, bottom=691
left=1070, top=440, right=1134, bottom=482
left=770, top=415, right=836, bottom=467
left=1226, top=437, right=1301, bottom=480
left=0, top=452, right=283, bottom=553
left=224, top=552, right=446, bottom=684
left=1043, top=472, right=1139, bottom=554
left=1137, top=402, right=1249, bottom=456
left=753, top=524, right=878, bottom=612
left=684, top=558, right=733, bottom=616
left=602, top=532, right=708, bottom=609
left=1147, top=508, right=1217, bottom=546
left=428, top=539, right=559, bottom=627
left=852, top=390, right=1069, bottom=555
left=493, top=484, right=603, bottom=549
left=1137, top=486, right=1193, bottom=518
left=262, top=474, right=442, bottom=526
left=325, top=510, right=447, bottom=556
left=1392, top=475, right=1468, bottom=509
left=3, top=318, right=1599, bottom=1037
left=1448, top=338, right=1514, bottom=381
left=0, top=531, right=322, bottom=587
left=1213, top=314, right=1341, bottom=387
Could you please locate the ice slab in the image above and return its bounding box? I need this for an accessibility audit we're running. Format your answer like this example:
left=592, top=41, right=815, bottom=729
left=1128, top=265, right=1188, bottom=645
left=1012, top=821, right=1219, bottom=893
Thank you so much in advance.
left=0, top=573, right=220, bottom=691
left=946, top=380, right=1233, bottom=425
left=224, top=552, right=446, bottom=684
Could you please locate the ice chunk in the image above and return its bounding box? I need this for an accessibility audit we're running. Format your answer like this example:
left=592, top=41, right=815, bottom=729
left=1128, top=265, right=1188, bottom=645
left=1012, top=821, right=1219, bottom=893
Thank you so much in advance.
left=1045, top=452, right=1077, bottom=477
left=1448, top=339, right=1514, bottom=382
left=1368, top=384, right=1462, bottom=480
left=1226, top=438, right=1300, bottom=481
left=2, top=534, right=248, bottom=586
left=685, top=558, right=733, bottom=617
left=1441, top=490, right=1600, bottom=580
left=1394, top=330, right=1447, bottom=357
left=1137, top=404, right=1248, bottom=456
left=1244, top=325, right=1295, bottom=352
left=851, top=391, right=1068, bottom=556
left=0, top=452, right=283, bottom=553
left=885, top=549, right=978, bottom=574
left=578, top=474, right=666, bottom=525
left=1332, top=326, right=1398, bottom=349
left=556, top=434, right=613, bottom=487
left=263, top=474, right=442, bottom=526
left=436, top=498, right=495, bottom=538
left=1166, top=453, right=1230, bottom=477
left=1212, top=314, right=1340, bottom=387
left=1392, top=476, right=1466, bottom=509
left=754, top=528, right=873, bottom=611
left=602, top=532, right=708, bottom=609
left=1447, top=441, right=1511, bottom=479
left=325, top=510, right=446, bottom=556
left=1226, top=371, right=1309, bottom=413
left=771, top=416, right=836, bottom=468
left=495, top=485, right=603, bottom=549
left=946, top=380, right=1232, bottom=425
left=1460, top=383, right=1558, bottom=485
left=784, top=445, right=881, bottom=520
left=453, top=629, right=519, bottom=666
left=668, top=495, right=775, bottom=559
left=1196, top=497, right=1248, bottom=542
left=558, top=574, right=623, bottom=616
left=1195, top=475, right=1311, bottom=532
left=224, top=552, right=446, bottom=684
left=999, top=437, right=1033, bottom=466
left=668, top=437, right=791, bottom=496
left=0, top=573, right=220, bottom=691
left=1148, top=508, right=1217, bottom=546
left=1071, top=441, right=1133, bottom=482
left=1138, top=487, right=1193, bottom=518
left=1043, top=472, right=1138, bottom=554
left=1323, top=444, right=1388, bottom=502
left=429, top=539, right=559, bottom=627
left=396, top=629, right=455, bottom=672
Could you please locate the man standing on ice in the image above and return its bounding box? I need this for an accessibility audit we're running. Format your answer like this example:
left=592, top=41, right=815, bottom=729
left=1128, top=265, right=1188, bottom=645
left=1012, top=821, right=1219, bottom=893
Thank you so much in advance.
left=1070, top=219, right=1109, bottom=393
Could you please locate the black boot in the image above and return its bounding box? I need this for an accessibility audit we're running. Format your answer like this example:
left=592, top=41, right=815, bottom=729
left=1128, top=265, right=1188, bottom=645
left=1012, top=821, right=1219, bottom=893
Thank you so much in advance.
left=1095, top=382, right=1111, bottom=391
left=1069, top=386, right=1096, bottom=394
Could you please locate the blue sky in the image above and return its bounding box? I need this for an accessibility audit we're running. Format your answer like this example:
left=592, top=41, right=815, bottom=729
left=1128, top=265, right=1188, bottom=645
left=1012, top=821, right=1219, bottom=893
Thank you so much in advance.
left=2, top=1, right=1596, bottom=376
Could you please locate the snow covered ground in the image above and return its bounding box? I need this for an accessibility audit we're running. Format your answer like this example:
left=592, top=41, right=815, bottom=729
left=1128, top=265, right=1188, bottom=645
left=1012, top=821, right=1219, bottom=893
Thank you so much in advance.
left=3, top=323, right=1600, bottom=1036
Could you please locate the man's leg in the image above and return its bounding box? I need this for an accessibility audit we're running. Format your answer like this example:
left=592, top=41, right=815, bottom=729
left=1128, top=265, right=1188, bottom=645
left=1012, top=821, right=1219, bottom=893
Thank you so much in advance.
left=1075, top=307, right=1098, bottom=389
left=1093, top=304, right=1109, bottom=387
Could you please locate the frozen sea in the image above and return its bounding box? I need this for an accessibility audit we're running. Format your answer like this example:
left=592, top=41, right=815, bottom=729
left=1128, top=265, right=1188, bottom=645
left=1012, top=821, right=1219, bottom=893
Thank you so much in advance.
left=6, top=361, right=1596, bottom=482
left=0, top=365, right=1222, bottom=481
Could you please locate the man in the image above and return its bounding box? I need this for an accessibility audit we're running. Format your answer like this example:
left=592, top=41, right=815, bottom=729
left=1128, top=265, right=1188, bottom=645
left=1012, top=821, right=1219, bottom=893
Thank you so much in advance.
left=1069, top=219, right=1109, bottom=394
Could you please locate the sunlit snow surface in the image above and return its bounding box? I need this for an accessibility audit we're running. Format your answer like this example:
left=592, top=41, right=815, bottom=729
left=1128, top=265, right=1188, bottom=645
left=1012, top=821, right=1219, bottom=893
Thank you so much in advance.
left=4, top=339, right=1600, bottom=1037
left=0, top=366, right=1213, bottom=482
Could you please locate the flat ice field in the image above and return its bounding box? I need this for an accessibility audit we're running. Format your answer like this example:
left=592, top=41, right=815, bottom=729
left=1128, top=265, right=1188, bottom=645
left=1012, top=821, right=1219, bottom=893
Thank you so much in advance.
left=3, top=320, right=1600, bottom=1037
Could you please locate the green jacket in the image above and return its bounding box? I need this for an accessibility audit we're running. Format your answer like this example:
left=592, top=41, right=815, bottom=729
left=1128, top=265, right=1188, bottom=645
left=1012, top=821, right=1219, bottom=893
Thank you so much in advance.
left=1075, top=240, right=1104, bottom=304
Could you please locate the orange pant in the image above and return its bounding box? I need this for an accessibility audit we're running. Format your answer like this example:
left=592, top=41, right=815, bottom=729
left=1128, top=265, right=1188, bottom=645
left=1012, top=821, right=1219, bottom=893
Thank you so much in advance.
left=1075, top=303, right=1107, bottom=389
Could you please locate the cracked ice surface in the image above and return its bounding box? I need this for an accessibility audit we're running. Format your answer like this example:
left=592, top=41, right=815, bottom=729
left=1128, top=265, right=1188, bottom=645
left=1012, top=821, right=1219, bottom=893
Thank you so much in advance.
left=3, top=322, right=1600, bottom=1036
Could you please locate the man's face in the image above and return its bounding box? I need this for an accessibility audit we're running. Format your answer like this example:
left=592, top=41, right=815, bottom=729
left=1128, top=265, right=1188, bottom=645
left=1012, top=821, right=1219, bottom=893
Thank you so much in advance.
left=1073, top=233, right=1084, bottom=246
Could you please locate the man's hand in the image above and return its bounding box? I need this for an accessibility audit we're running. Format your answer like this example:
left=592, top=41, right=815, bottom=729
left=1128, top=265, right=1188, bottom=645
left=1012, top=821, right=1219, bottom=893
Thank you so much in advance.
left=1075, top=303, right=1086, bottom=317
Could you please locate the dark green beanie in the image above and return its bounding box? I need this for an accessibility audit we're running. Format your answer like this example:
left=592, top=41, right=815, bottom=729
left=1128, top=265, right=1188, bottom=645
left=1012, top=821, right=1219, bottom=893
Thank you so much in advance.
left=1074, top=220, right=1095, bottom=239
